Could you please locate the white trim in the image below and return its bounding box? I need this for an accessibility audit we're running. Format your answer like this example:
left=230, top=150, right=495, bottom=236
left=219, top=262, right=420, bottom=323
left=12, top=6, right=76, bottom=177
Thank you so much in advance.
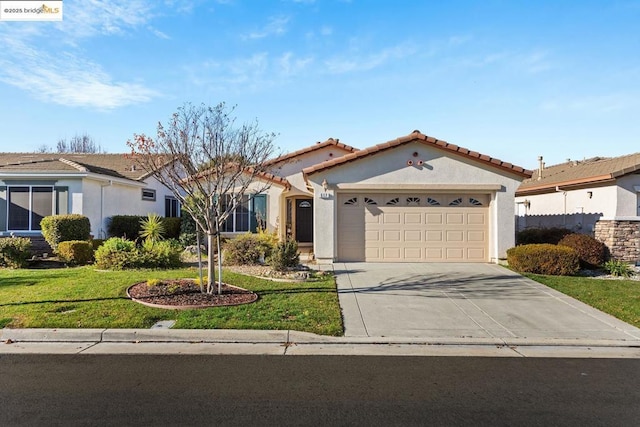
left=5, top=185, right=54, bottom=232
left=334, top=183, right=503, bottom=191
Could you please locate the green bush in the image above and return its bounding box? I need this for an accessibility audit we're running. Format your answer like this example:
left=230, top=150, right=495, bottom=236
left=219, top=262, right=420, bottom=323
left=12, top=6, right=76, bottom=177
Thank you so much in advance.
left=256, top=228, right=279, bottom=260
left=558, top=233, right=608, bottom=269
left=161, top=217, right=181, bottom=240
left=40, top=214, right=91, bottom=251
left=516, top=227, right=573, bottom=245
left=139, top=239, right=182, bottom=269
left=90, top=239, right=105, bottom=251
left=94, top=237, right=139, bottom=270
left=107, top=215, right=143, bottom=240
left=57, top=240, right=94, bottom=266
left=223, top=233, right=264, bottom=265
left=0, top=237, right=32, bottom=268
left=603, top=259, right=635, bottom=278
left=507, top=244, right=579, bottom=276
left=268, top=240, right=300, bottom=271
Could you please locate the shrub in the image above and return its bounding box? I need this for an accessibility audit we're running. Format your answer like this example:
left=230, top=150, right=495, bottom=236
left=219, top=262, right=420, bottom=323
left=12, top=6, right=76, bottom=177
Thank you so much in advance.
left=507, top=244, right=579, bottom=276
left=223, top=233, right=263, bottom=265
left=161, top=217, right=181, bottom=240
left=558, top=233, right=608, bottom=269
left=256, top=228, right=279, bottom=260
left=268, top=240, right=300, bottom=271
left=603, top=259, right=635, bottom=278
left=0, top=237, right=31, bottom=268
left=139, top=239, right=182, bottom=269
left=516, top=227, right=573, bottom=245
left=40, top=214, right=91, bottom=251
left=139, top=213, right=165, bottom=243
left=107, top=215, right=143, bottom=240
left=178, top=210, right=198, bottom=247
left=90, top=239, right=105, bottom=251
left=94, top=237, right=139, bottom=270
left=57, top=240, right=94, bottom=266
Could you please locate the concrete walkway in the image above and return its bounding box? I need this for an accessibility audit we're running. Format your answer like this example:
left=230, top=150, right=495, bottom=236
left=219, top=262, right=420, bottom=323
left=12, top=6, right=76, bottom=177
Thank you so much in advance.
left=335, top=262, right=640, bottom=343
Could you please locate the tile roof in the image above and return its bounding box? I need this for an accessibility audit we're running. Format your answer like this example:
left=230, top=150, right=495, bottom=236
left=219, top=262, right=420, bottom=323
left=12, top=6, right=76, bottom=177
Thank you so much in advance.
left=302, top=130, right=532, bottom=178
left=516, top=153, right=640, bottom=195
left=0, top=153, right=152, bottom=182
left=265, top=138, right=358, bottom=166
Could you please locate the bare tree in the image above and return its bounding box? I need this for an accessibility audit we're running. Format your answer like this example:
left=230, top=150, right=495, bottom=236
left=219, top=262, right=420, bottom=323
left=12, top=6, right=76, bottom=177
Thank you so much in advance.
left=34, top=144, right=51, bottom=153
left=127, top=102, right=279, bottom=294
left=57, top=133, right=104, bottom=153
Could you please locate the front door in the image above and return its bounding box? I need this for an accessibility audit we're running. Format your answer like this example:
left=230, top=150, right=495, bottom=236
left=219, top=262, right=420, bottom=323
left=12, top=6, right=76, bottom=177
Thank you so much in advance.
left=295, top=199, right=313, bottom=243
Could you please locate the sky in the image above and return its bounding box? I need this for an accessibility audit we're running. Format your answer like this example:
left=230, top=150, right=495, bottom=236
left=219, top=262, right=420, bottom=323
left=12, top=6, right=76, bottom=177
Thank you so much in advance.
left=0, top=0, right=638, bottom=170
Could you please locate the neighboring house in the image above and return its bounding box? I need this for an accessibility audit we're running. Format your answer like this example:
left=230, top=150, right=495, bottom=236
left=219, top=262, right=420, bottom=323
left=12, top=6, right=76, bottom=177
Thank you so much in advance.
left=234, top=130, right=531, bottom=263
left=515, top=153, right=640, bottom=263
left=0, top=153, right=179, bottom=240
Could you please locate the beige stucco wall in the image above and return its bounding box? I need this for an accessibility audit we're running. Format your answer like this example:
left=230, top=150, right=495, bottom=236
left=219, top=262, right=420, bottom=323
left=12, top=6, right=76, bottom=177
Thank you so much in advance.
left=515, top=177, right=640, bottom=233
left=306, top=141, right=526, bottom=263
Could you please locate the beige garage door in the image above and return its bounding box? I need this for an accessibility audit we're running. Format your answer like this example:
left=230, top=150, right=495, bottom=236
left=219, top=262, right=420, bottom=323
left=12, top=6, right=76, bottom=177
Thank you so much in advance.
left=338, top=193, right=489, bottom=262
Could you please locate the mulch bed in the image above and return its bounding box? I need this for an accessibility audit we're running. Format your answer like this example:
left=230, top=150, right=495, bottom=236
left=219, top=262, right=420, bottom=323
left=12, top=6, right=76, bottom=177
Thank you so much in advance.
left=127, top=279, right=257, bottom=310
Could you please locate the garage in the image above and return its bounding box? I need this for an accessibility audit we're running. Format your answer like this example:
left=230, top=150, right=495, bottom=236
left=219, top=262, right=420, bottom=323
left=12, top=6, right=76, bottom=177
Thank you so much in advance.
left=337, top=193, right=489, bottom=262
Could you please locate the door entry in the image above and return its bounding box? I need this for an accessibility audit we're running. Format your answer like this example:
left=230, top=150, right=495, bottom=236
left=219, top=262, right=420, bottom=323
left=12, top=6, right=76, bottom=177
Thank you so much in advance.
left=295, top=199, right=313, bottom=243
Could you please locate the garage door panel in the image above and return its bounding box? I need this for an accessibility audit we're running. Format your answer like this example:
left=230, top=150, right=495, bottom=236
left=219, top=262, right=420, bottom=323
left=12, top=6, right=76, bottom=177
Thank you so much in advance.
left=426, top=231, right=443, bottom=242
left=338, top=193, right=488, bottom=262
left=446, top=213, right=464, bottom=225
left=467, top=213, right=486, bottom=225
left=426, top=213, right=443, bottom=224
left=467, top=231, right=485, bottom=242
left=446, top=230, right=464, bottom=242
left=404, top=230, right=422, bottom=241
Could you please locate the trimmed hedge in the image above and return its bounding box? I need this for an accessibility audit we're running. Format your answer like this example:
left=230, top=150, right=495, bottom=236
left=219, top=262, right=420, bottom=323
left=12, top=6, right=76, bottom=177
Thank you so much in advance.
left=507, top=243, right=580, bottom=276
left=40, top=214, right=91, bottom=251
left=0, top=237, right=31, bottom=268
left=558, top=233, right=608, bottom=269
left=516, top=227, right=573, bottom=245
left=57, top=240, right=94, bottom=266
left=224, top=233, right=272, bottom=265
left=94, top=237, right=138, bottom=270
left=107, top=215, right=181, bottom=240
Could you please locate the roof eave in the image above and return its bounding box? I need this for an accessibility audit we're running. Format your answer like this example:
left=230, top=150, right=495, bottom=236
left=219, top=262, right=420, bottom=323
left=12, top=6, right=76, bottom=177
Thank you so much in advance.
left=516, top=174, right=616, bottom=196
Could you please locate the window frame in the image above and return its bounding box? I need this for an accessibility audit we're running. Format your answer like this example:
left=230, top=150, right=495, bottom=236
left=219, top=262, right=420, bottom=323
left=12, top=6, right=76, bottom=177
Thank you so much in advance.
left=6, top=185, right=54, bottom=232
left=141, top=188, right=156, bottom=201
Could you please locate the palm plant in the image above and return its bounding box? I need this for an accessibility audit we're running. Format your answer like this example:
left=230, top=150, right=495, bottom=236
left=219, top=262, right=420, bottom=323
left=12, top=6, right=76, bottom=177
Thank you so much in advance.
left=139, top=213, right=166, bottom=243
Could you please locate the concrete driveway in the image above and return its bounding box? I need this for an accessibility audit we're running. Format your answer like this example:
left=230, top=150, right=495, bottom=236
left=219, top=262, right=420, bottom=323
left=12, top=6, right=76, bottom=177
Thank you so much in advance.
left=334, top=263, right=640, bottom=342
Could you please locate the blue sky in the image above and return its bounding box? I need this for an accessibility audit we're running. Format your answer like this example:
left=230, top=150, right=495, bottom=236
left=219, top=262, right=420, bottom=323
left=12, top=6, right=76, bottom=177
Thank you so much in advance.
left=0, top=0, right=638, bottom=169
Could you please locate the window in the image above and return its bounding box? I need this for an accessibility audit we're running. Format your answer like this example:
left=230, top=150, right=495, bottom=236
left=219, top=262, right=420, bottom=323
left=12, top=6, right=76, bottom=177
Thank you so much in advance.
left=165, top=197, right=180, bottom=218
left=141, top=188, right=156, bottom=201
left=344, top=197, right=358, bottom=205
left=449, top=197, right=463, bottom=206
left=469, top=198, right=484, bottom=206
left=386, top=197, right=400, bottom=206
left=7, top=186, right=53, bottom=231
left=221, top=194, right=266, bottom=233
left=426, top=197, right=441, bottom=206
left=364, top=197, right=377, bottom=205
left=406, top=197, right=420, bottom=206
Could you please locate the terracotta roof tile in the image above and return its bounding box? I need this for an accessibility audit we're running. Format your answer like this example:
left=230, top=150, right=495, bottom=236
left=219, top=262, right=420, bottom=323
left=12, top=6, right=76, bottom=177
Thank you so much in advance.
left=517, top=153, right=640, bottom=195
left=302, top=130, right=532, bottom=178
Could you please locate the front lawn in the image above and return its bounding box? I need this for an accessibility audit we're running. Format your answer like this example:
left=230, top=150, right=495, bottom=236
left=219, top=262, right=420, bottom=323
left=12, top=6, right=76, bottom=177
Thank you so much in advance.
left=523, top=273, right=640, bottom=328
left=0, top=266, right=343, bottom=336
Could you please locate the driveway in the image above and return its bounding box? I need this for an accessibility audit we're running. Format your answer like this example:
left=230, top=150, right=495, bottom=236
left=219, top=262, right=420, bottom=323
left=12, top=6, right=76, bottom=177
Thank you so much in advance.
left=334, top=263, right=640, bottom=342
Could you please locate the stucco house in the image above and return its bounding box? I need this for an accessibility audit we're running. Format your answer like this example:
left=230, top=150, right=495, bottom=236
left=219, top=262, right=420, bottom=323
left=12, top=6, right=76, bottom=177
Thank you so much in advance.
left=238, top=130, right=531, bottom=264
left=0, top=153, right=179, bottom=240
left=515, top=153, right=640, bottom=263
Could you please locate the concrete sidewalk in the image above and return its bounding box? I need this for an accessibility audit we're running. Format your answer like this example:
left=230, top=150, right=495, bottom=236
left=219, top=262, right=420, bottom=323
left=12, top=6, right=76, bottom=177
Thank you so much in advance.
left=1, top=328, right=639, bottom=358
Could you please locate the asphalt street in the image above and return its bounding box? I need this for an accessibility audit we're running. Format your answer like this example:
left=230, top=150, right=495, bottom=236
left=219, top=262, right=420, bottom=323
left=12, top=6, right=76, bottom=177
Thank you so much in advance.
left=2, top=354, right=639, bottom=426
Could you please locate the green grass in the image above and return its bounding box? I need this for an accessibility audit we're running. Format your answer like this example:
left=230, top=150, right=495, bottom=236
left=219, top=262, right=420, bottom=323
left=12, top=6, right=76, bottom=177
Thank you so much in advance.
left=0, top=266, right=343, bottom=336
left=523, top=273, right=640, bottom=328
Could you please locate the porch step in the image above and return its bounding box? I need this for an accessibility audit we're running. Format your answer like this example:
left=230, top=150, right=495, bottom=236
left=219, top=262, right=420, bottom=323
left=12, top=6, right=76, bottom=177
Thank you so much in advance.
left=27, top=236, right=53, bottom=257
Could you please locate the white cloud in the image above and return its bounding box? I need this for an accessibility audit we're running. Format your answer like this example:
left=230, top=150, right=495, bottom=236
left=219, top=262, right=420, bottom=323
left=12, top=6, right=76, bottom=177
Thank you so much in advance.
left=324, top=42, right=418, bottom=74
left=243, top=16, right=290, bottom=40
left=279, top=52, right=314, bottom=76
left=60, top=0, right=155, bottom=39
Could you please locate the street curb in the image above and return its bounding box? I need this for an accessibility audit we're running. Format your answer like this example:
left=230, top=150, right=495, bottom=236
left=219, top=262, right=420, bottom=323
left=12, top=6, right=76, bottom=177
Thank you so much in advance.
left=2, top=328, right=640, bottom=348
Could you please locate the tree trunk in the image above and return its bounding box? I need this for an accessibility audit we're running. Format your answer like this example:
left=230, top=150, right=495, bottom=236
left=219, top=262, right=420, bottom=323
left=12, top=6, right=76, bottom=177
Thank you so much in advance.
left=207, top=232, right=215, bottom=294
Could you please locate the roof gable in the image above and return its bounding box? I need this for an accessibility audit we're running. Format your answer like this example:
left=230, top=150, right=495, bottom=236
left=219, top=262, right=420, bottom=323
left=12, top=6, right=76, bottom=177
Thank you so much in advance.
left=303, top=130, right=532, bottom=178
left=517, top=153, right=640, bottom=195
left=265, top=138, right=358, bottom=167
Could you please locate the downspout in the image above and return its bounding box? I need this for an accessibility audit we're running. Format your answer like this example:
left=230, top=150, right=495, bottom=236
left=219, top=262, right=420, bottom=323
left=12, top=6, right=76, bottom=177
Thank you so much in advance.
left=556, top=186, right=567, bottom=226
left=100, top=180, right=113, bottom=238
